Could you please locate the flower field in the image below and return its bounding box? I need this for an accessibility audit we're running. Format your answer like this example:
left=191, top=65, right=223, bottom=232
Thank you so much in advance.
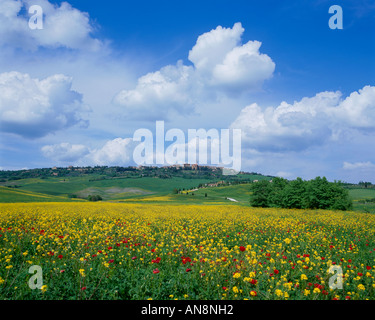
left=0, top=202, right=375, bottom=300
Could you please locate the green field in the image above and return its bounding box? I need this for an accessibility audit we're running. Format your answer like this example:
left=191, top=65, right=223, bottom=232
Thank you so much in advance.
left=179, top=184, right=252, bottom=205
left=349, top=188, right=375, bottom=213
left=0, top=176, right=213, bottom=202
left=1, top=175, right=256, bottom=203
left=1, top=174, right=374, bottom=213
left=0, top=186, right=87, bottom=203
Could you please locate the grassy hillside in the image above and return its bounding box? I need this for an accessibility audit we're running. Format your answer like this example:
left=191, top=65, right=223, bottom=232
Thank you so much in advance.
left=0, top=186, right=85, bottom=203
left=349, top=188, right=375, bottom=213
left=0, top=176, right=217, bottom=201
left=1, top=169, right=373, bottom=214
left=0, top=167, right=268, bottom=203
left=179, top=184, right=252, bottom=204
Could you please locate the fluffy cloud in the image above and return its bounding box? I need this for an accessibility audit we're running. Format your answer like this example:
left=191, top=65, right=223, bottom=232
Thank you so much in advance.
left=88, top=138, right=135, bottom=166
left=42, top=138, right=136, bottom=166
left=112, top=61, right=196, bottom=120
left=332, top=85, right=375, bottom=129
left=230, top=85, right=375, bottom=152
left=211, top=40, right=275, bottom=91
left=41, top=142, right=89, bottom=162
left=0, top=0, right=102, bottom=51
left=0, top=71, right=89, bottom=138
left=188, top=23, right=274, bottom=91
left=113, top=22, right=275, bottom=120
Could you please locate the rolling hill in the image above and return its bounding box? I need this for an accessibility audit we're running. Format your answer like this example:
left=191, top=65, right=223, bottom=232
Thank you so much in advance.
left=0, top=166, right=373, bottom=213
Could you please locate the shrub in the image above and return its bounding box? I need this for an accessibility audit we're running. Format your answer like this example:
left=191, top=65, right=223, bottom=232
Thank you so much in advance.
left=88, top=195, right=102, bottom=201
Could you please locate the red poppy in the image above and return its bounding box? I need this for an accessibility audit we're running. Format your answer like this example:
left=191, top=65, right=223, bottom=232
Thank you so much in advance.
left=367, top=266, right=371, bottom=270
left=153, top=268, right=160, bottom=274
left=186, top=268, right=192, bottom=272
left=181, top=256, right=191, bottom=264
left=152, top=257, right=161, bottom=264
left=274, top=269, right=279, bottom=274
left=58, top=254, right=63, bottom=259
left=239, top=246, right=246, bottom=252
left=132, top=256, right=137, bottom=260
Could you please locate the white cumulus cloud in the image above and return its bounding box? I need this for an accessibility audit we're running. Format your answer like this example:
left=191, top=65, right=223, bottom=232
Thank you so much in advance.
left=113, top=22, right=275, bottom=120
left=88, top=138, right=135, bottom=166
left=230, top=85, right=375, bottom=152
left=41, top=142, right=89, bottom=162
left=0, top=0, right=103, bottom=51
left=0, top=71, right=89, bottom=138
left=42, top=138, right=136, bottom=166
left=112, top=61, right=196, bottom=120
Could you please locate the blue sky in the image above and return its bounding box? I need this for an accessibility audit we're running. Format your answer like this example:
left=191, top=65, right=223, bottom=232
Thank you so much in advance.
left=0, top=0, right=374, bottom=183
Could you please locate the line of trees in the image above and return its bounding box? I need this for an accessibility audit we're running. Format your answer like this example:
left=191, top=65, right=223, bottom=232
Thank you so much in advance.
left=250, top=176, right=352, bottom=211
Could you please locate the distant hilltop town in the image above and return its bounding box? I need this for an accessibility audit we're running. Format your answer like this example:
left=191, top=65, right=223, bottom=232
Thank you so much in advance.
left=0, top=164, right=261, bottom=182
left=136, top=164, right=224, bottom=171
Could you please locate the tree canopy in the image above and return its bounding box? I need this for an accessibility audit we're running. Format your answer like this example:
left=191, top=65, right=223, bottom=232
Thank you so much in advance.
left=250, top=177, right=352, bottom=211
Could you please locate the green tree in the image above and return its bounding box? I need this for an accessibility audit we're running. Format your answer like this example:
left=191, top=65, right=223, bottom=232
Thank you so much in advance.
left=249, top=176, right=352, bottom=211
left=282, top=177, right=307, bottom=209
left=268, top=177, right=289, bottom=207
left=328, top=181, right=353, bottom=211
left=306, top=177, right=332, bottom=209
left=250, top=180, right=272, bottom=207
